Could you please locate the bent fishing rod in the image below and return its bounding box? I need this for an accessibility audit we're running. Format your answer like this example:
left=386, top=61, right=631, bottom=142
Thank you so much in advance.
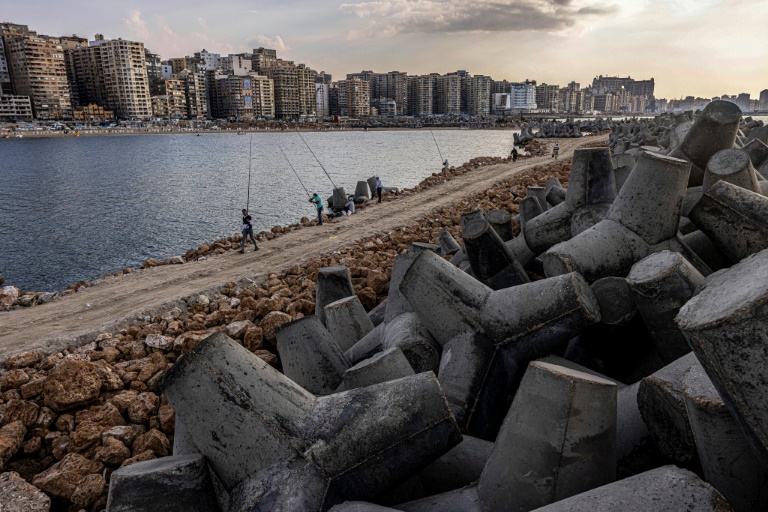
left=278, top=145, right=311, bottom=198
left=246, top=135, right=254, bottom=210
left=294, top=127, right=340, bottom=191
left=429, top=129, right=446, bottom=165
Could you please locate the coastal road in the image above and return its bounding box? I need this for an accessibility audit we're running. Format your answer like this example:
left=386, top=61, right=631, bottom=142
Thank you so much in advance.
left=0, top=136, right=605, bottom=361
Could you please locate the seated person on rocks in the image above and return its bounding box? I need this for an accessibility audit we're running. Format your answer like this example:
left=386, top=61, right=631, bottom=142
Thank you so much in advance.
left=344, top=200, right=356, bottom=216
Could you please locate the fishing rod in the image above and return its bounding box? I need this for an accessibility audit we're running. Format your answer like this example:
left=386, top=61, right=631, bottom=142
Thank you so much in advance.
left=278, top=145, right=311, bottom=198
left=246, top=135, right=254, bottom=210
left=429, top=129, right=446, bottom=165
left=294, top=128, right=340, bottom=190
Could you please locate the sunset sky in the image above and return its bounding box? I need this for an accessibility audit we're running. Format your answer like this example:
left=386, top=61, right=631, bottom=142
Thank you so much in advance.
left=5, top=0, right=768, bottom=99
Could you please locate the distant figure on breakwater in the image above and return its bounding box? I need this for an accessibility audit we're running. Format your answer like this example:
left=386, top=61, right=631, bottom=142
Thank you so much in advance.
left=552, top=144, right=560, bottom=160
left=310, top=193, right=324, bottom=225
left=375, top=176, right=383, bottom=203
left=443, top=159, right=449, bottom=168
left=239, top=209, right=259, bottom=253
left=511, top=147, right=518, bottom=162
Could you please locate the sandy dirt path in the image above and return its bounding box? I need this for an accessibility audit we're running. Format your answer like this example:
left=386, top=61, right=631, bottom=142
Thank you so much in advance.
left=0, top=136, right=603, bottom=360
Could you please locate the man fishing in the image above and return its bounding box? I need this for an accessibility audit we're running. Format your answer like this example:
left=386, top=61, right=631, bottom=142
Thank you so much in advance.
left=511, top=147, right=518, bottom=162
left=310, top=193, right=324, bottom=225
left=375, top=176, right=383, bottom=203
left=239, top=209, right=259, bottom=253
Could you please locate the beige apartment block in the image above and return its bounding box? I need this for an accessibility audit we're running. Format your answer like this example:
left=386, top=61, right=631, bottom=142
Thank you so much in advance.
left=338, top=78, right=370, bottom=118
left=72, top=103, right=113, bottom=122
left=4, top=32, right=73, bottom=119
left=0, top=94, right=33, bottom=121
left=98, top=38, right=152, bottom=119
left=211, top=73, right=274, bottom=119
left=407, top=75, right=433, bottom=115
left=435, top=74, right=462, bottom=115
left=177, top=70, right=208, bottom=118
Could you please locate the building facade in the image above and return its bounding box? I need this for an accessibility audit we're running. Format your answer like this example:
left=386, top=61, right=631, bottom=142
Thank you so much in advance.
left=95, top=38, right=152, bottom=119
left=407, top=75, right=433, bottom=115
left=434, top=74, right=461, bottom=115
left=0, top=94, right=33, bottom=121
left=466, top=75, right=492, bottom=115
left=511, top=81, right=537, bottom=111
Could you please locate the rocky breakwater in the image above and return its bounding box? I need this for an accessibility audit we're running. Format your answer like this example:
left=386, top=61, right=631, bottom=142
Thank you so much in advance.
left=92, top=101, right=768, bottom=511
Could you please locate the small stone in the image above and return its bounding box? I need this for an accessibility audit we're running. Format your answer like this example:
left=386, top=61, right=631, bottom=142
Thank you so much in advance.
left=120, top=450, right=155, bottom=468
left=253, top=350, right=279, bottom=367
left=157, top=402, right=175, bottom=434
left=243, top=326, right=264, bottom=351
left=42, top=360, right=103, bottom=412
left=259, top=311, right=292, bottom=342
left=31, top=452, right=103, bottom=501
left=94, top=437, right=131, bottom=466
left=132, top=428, right=170, bottom=457
left=0, top=421, right=26, bottom=468
left=226, top=320, right=254, bottom=340
left=127, top=392, right=159, bottom=424
left=34, top=407, right=56, bottom=430
left=2, top=399, right=40, bottom=427
left=108, top=390, right=138, bottom=415
left=4, top=350, right=44, bottom=370
left=144, top=334, right=172, bottom=350
left=55, top=414, right=75, bottom=433
left=19, top=378, right=45, bottom=399
left=0, top=369, right=30, bottom=391
left=71, top=473, right=106, bottom=509
left=0, top=471, right=50, bottom=511
left=102, top=425, right=146, bottom=447
left=23, top=436, right=42, bottom=455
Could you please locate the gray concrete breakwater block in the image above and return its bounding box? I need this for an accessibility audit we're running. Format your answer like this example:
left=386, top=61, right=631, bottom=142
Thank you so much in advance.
left=676, top=248, right=768, bottom=464
left=527, top=465, right=733, bottom=511
left=106, top=454, right=220, bottom=512
left=161, top=332, right=461, bottom=501
left=276, top=315, right=351, bottom=395
left=336, top=347, right=414, bottom=392
left=689, top=180, right=768, bottom=263
left=439, top=230, right=461, bottom=256
left=590, top=276, right=637, bottom=326
left=626, top=251, right=704, bottom=365
left=682, top=365, right=768, bottom=512
left=486, top=209, right=514, bottom=242
left=476, top=361, right=617, bottom=511
left=637, top=352, right=701, bottom=464
left=702, top=148, right=761, bottom=194
left=325, top=295, right=375, bottom=353
left=316, top=266, right=356, bottom=325
left=462, top=214, right=527, bottom=285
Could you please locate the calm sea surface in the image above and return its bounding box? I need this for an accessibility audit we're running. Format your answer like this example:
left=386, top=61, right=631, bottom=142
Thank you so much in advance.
left=0, top=130, right=519, bottom=292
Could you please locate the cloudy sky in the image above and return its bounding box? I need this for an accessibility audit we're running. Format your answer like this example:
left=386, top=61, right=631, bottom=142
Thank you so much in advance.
left=5, top=0, right=768, bottom=99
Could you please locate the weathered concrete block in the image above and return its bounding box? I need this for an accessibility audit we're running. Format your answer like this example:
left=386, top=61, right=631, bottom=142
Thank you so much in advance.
left=163, top=333, right=462, bottom=507
left=626, top=251, right=704, bottom=364
left=668, top=100, right=742, bottom=186
left=171, top=416, right=199, bottom=456
left=355, top=181, right=371, bottom=200
left=682, top=365, right=768, bottom=512
left=316, top=266, right=356, bottom=325
left=276, top=315, right=351, bottom=395
left=325, top=296, right=375, bottom=353
left=616, top=382, right=667, bottom=479
left=106, top=454, right=220, bottom=512
left=676, top=248, right=768, bottom=463
left=417, top=435, right=493, bottom=496
left=702, top=148, right=760, bottom=194
left=462, top=215, right=525, bottom=285
left=681, top=230, right=731, bottom=272
left=438, top=231, right=461, bottom=256
left=386, top=244, right=440, bottom=323
left=590, top=276, right=637, bottom=326
left=337, top=347, right=414, bottom=392
left=382, top=312, right=440, bottom=373
left=476, top=361, right=617, bottom=511
left=527, top=186, right=549, bottom=211
left=637, top=352, right=701, bottom=463
left=332, top=187, right=348, bottom=210
left=526, top=465, right=733, bottom=511
left=486, top=209, right=514, bottom=242
left=329, top=503, right=401, bottom=512
left=689, top=181, right=768, bottom=263
left=397, top=486, right=480, bottom=512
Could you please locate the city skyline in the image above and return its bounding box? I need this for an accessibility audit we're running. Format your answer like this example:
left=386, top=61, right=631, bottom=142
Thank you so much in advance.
left=3, top=0, right=768, bottom=99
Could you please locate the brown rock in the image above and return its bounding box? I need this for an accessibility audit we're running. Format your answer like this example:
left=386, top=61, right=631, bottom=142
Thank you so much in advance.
left=120, top=449, right=155, bottom=468
left=92, top=361, right=124, bottom=391
left=173, top=331, right=207, bottom=354
left=127, top=392, right=159, bottom=424
left=204, top=310, right=226, bottom=327
left=243, top=326, right=264, bottom=352
left=94, top=437, right=131, bottom=466
left=22, top=436, right=42, bottom=455
left=356, top=287, right=377, bottom=311
left=132, top=428, right=170, bottom=457
left=366, top=270, right=390, bottom=294
left=253, top=297, right=285, bottom=318
left=75, top=402, right=124, bottom=428
left=5, top=351, right=44, bottom=370
left=286, top=299, right=314, bottom=317
left=108, top=390, right=138, bottom=415
left=226, top=320, right=254, bottom=340
left=55, top=414, right=75, bottom=433
left=19, top=378, right=45, bottom=399
left=157, top=402, right=175, bottom=434
left=0, top=421, right=26, bottom=468
left=34, top=407, right=56, bottom=430
left=42, top=360, right=103, bottom=412
left=0, top=471, right=50, bottom=511
left=259, top=311, right=292, bottom=342
left=254, top=350, right=279, bottom=367
left=102, top=424, right=145, bottom=447
left=144, top=333, right=172, bottom=350
left=51, top=435, right=69, bottom=460
left=71, top=473, right=106, bottom=509
left=2, top=399, right=40, bottom=427
left=0, top=369, right=30, bottom=391
left=31, top=452, right=103, bottom=501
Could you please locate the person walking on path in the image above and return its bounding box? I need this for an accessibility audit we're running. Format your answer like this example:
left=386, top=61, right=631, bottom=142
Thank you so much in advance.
left=239, top=209, right=259, bottom=253
left=511, top=147, right=518, bottom=162
left=310, top=193, right=324, bottom=225
left=375, top=176, right=383, bottom=203
left=552, top=143, right=560, bottom=160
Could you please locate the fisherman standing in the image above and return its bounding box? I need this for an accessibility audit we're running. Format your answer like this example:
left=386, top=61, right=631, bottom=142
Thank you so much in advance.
left=511, top=147, right=518, bottom=162
left=552, top=143, right=560, bottom=160
left=310, top=193, right=324, bottom=225
left=375, top=176, right=383, bottom=203
left=239, top=209, right=259, bottom=253
left=443, top=159, right=449, bottom=168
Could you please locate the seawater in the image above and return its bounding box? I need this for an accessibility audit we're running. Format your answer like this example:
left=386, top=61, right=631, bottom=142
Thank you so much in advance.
left=0, top=129, right=519, bottom=292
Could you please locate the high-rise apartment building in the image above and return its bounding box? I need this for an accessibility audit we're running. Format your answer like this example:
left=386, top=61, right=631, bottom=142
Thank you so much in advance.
left=434, top=74, right=461, bottom=115
left=144, top=48, right=163, bottom=96
left=194, top=50, right=223, bottom=71
left=316, top=71, right=333, bottom=85
left=407, top=75, right=433, bottom=115
left=535, top=83, right=560, bottom=112
left=210, top=73, right=274, bottom=119
left=386, top=71, right=408, bottom=115
left=225, top=54, right=252, bottom=76
left=0, top=94, right=33, bottom=121
left=260, top=56, right=316, bottom=119
left=337, top=78, right=370, bottom=117
left=4, top=28, right=73, bottom=119
left=466, top=75, right=492, bottom=115
left=177, top=70, right=207, bottom=118
left=315, top=83, right=329, bottom=117
left=0, top=23, right=32, bottom=94
left=759, top=89, right=768, bottom=110
left=153, top=78, right=186, bottom=118
left=511, top=80, right=537, bottom=111
left=252, top=47, right=277, bottom=73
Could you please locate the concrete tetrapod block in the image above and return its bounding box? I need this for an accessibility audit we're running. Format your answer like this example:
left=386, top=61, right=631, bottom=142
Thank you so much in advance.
left=386, top=243, right=440, bottom=323
left=462, top=215, right=527, bottom=285
left=637, top=352, right=701, bottom=464
left=325, top=296, right=375, bottom=353
left=545, top=185, right=567, bottom=206
left=329, top=503, right=401, bottom=512
left=526, top=465, right=733, bottom=512
left=543, top=152, right=690, bottom=282
left=689, top=180, right=768, bottom=263
left=527, top=186, right=550, bottom=212
left=485, top=209, right=514, bottom=242
left=172, top=416, right=199, bottom=456
left=676, top=248, right=768, bottom=463
left=742, top=138, right=768, bottom=170
left=702, top=148, right=761, bottom=194
left=460, top=209, right=485, bottom=232
left=355, top=180, right=371, bottom=200
left=163, top=333, right=462, bottom=508
left=682, top=365, right=768, bottom=512
left=626, top=251, right=704, bottom=364
left=276, top=315, right=351, bottom=395
left=590, top=276, right=637, bottom=326
left=316, top=266, right=356, bottom=326
left=367, top=176, right=378, bottom=197
left=524, top=148, right=617, bottom=254
left=382, top=312, right=440, bottom=373
left=518, top=196, right=544, bottom=232
left=615, top=382, right=668, bottom=479
left=417, top=435, right=493, bottom=497
left=668, top=99, right=743, bottom=187
left=332, top=187, right=348, bottom=210
left=438, top=230, right=461, bottom=256
left=476, top=361, right=617, bottom=511
left=681, top=230, right=731, bottom=273
left=336, top=347, right=414, bottom=392
left=106, top=454, right=220, bottom=512
left=367, top=300, right=387, bottom=327
left=503, top=235, right=536, bottom=268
